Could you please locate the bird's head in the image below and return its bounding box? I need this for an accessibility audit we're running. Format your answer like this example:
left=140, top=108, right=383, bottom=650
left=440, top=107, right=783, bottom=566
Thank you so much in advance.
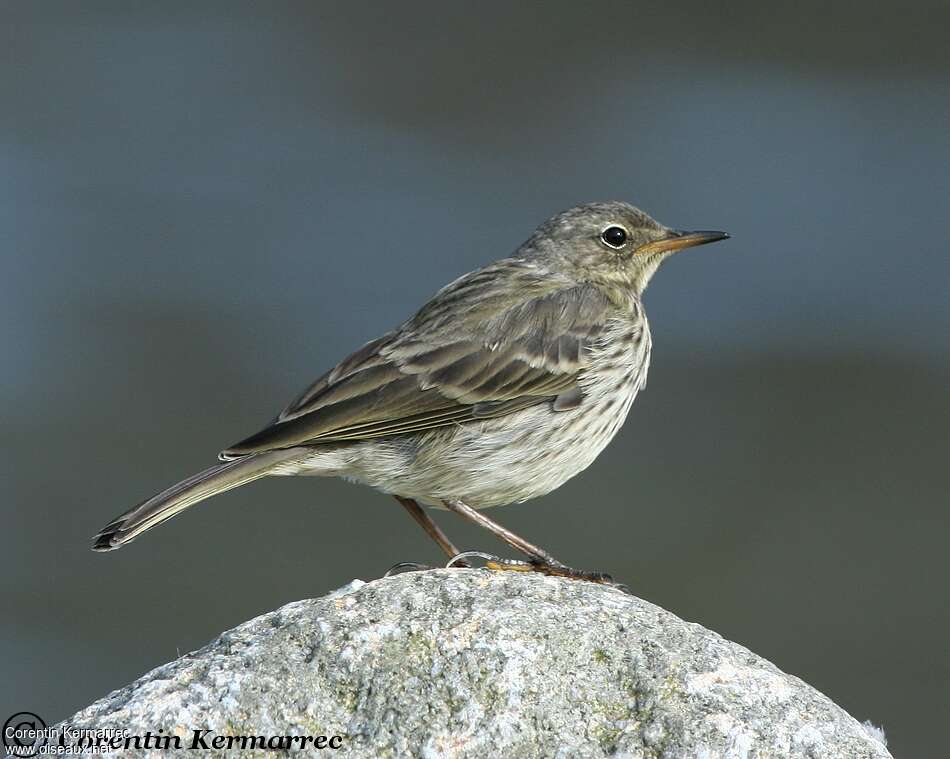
left=522, top=201, right=729, bottom=298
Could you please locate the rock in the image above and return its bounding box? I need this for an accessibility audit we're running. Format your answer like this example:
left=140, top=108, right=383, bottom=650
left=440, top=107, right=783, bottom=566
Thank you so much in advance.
left=63, top=570, right=890, bottom=758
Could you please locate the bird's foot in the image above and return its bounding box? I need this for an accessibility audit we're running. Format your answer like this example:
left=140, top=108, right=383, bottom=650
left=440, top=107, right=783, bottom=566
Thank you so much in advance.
left=445, top=551, right=631, bottom=594
left=383, top=561, right=439, bottom=577
left=384, top=553, right=474, bottom=577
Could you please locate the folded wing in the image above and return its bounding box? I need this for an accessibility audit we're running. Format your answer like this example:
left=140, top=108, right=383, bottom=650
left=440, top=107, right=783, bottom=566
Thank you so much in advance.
left=220, top=261, right=612, bottom=458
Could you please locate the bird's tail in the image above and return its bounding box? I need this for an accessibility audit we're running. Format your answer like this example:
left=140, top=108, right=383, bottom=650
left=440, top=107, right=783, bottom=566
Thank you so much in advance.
left=92, top=449, right=299, bottom=551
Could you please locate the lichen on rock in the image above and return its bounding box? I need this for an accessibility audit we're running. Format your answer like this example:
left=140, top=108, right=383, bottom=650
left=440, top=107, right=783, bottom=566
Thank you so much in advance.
left=64, top=570, right=891, bottom=758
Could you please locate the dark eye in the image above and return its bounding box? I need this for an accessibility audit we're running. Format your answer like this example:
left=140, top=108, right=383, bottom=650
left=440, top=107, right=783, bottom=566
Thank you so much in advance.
left=601, top=226, right=628, bottom=249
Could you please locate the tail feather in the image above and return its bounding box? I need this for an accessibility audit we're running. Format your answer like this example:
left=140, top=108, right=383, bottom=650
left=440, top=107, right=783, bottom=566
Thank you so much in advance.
left=92, top=450, right=297, bottom=551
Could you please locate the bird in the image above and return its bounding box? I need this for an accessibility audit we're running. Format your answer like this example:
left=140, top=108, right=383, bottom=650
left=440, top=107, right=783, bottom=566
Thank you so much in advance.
left=92, top=201, right=729, bottom=582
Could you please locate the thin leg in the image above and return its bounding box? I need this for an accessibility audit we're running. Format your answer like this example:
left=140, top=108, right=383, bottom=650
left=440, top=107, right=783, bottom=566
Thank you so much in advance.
left=441, top=499, right=564, bottom=566
left=441, top=499, right=627, bottom=591
left=394, top=496, right=467, bottom=561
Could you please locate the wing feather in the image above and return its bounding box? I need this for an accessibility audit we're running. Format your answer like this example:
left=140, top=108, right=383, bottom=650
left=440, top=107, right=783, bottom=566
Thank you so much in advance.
left=220, top=262, right=613, bottom=458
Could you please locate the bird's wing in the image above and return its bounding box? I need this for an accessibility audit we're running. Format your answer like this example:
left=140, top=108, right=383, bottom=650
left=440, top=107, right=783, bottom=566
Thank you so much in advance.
left=220, top=260, right=612, bottom=457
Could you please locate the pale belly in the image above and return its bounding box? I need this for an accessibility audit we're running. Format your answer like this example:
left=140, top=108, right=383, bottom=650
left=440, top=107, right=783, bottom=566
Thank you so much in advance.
left=328, top=372, right=642, bottom=509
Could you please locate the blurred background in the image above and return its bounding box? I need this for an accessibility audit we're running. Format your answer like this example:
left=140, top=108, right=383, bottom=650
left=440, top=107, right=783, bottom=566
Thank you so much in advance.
left=3, top=1, right=948, bottom=755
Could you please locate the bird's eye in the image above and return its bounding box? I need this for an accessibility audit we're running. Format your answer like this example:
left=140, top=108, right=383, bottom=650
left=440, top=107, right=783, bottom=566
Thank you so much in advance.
left=601, top=226, right=628, bottom=249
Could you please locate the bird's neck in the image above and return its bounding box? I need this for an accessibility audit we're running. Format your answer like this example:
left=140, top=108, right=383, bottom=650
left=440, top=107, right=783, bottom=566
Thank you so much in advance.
left=592, top=281, right=643, bottom=316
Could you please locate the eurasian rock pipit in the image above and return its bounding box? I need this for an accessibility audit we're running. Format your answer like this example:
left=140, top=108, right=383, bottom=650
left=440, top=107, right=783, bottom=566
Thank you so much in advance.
left=93, top=202, right=729, bottom=582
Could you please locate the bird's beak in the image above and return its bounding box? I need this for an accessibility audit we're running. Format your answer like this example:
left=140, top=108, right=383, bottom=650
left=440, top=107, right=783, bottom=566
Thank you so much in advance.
left=635, top=229, right=730, bottom=256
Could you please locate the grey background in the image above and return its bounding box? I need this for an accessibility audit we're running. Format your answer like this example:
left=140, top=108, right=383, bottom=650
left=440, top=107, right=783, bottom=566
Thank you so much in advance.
left=2, top=2, right=947, bottom=756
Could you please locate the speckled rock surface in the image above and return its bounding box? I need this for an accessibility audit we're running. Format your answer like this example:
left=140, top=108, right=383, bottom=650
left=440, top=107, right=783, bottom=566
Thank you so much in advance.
left=66, top=570, right=890, bottom=758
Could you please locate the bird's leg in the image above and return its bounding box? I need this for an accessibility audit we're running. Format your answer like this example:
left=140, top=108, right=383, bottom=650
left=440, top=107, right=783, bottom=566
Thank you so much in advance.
left=441, top=499, right=563, bottom=565
left=441, top=499, right=626, bottom=590
left=393, top=496, right=470, bottom=567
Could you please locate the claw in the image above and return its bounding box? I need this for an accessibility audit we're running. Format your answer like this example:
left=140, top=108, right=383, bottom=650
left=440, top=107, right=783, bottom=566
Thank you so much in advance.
left=445, top=551, right=514, bottom=569
left=384, top=561, right=438, bottom=577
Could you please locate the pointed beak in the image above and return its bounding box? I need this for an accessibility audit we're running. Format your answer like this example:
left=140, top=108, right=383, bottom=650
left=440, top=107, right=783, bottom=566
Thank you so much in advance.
left=635, top=229, right=730, bottom=256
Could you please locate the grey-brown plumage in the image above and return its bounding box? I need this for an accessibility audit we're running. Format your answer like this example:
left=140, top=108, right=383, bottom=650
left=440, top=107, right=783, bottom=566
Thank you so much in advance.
left=93, top=202, right=728, bottom=570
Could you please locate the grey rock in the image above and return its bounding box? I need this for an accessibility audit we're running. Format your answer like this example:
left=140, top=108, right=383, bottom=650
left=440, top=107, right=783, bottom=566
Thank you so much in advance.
left=64, top=570, right=891, bottom=758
